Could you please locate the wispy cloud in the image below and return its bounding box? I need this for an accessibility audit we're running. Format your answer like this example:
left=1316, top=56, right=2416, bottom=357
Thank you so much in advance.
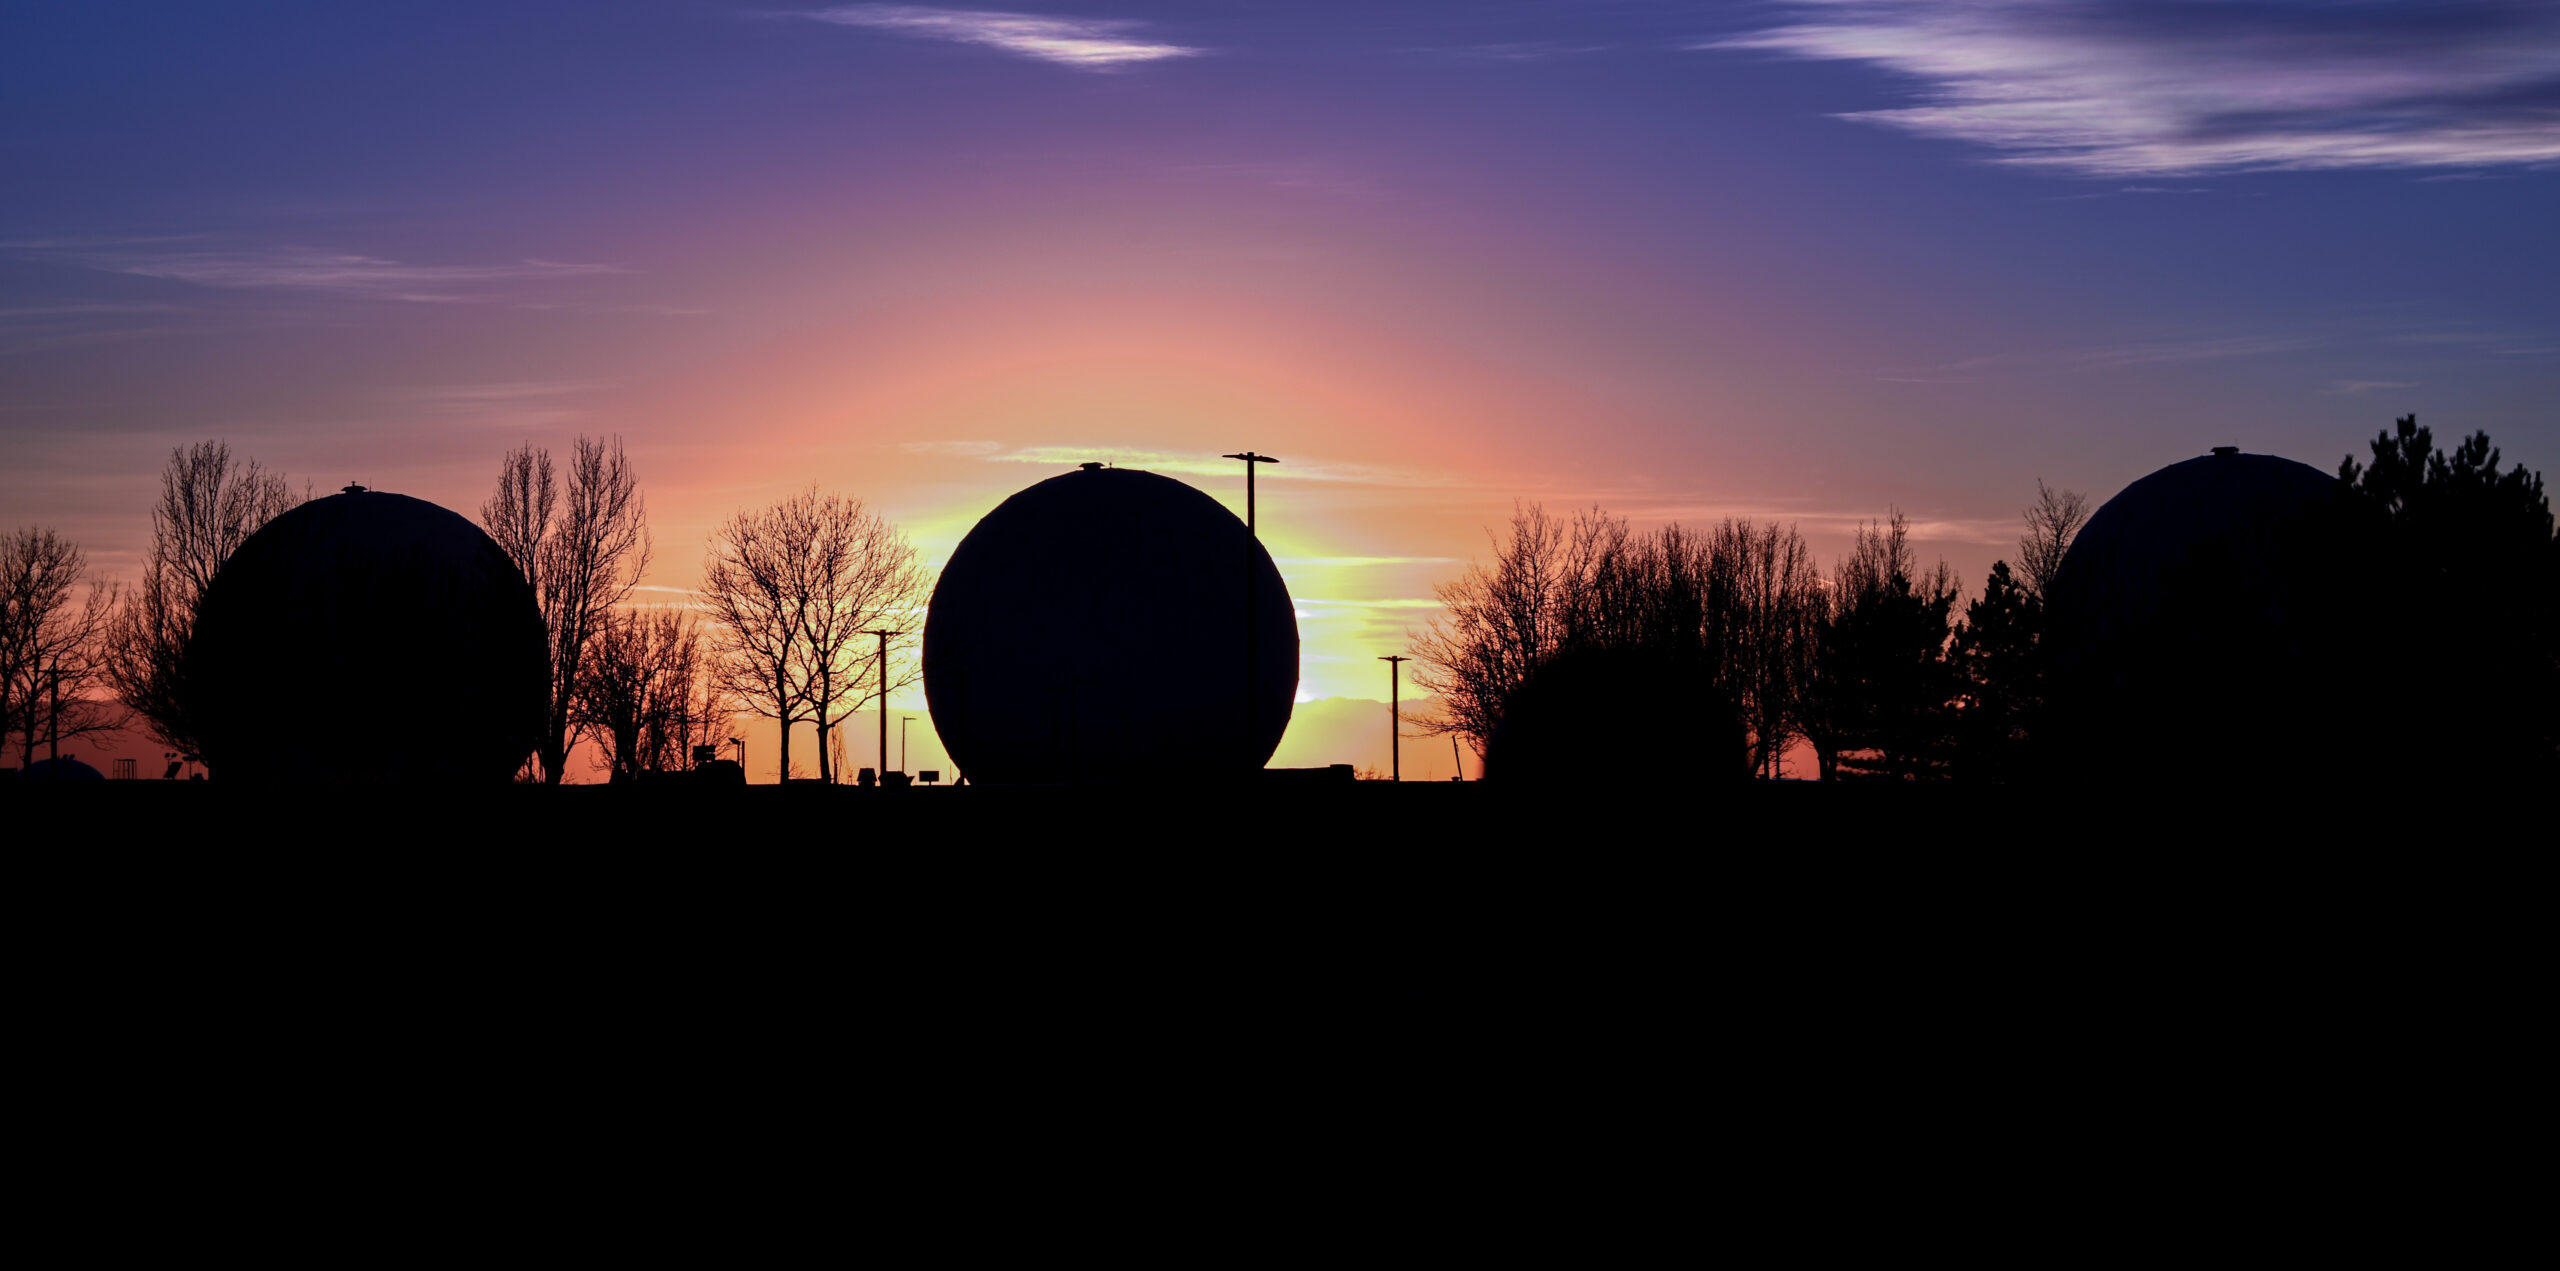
left=1272, top=556, right=1460, bottom=568
left=0, top=301, right=261, bottom=357
left=1708, top=1, right=2560, bottom=176
left=1933, top=333, right=2318, bottom=376
left=894, top=439, right=1009, bottom=457
left=517, top=301, right=714, bottom=317
left=11, top=241, right=629, bottom=302
left=1423, top=42, right=1614, bottom=63
left=897, top=441, right=1462, bottom=489
left=385, top=380, right=607, bottom=430
left=403, top=380, right=607, bottom=409
left=0, top=302, right=183, bottom=324
left=800, top=5, right=1201, bottom=70
left=1580, top=503, right=2023, bottom=548
left=126, top=252, right=626, bottom=300
left=1293, top=597, right=1449, bottom=611
left=2044, top=185, right=2213, bottom=201
left=2322, top=379, right=2418, bottom=395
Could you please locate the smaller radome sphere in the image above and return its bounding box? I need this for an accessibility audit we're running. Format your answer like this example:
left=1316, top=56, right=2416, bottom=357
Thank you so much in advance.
left=1485, top=645, right=1745, bottom=788
left=2043, top=448, right=2387, bottom=782
left=186, top=490, right=548, bottom=784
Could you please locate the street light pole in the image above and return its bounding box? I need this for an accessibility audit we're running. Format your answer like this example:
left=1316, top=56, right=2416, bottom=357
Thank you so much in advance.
left=1220, top=451, right=1278, bottom=773
left=901, top=716, right=914, bottom=774
left=1378, top=655, right=1407, bottom=782
left=865, top=628, right=903, bottom=783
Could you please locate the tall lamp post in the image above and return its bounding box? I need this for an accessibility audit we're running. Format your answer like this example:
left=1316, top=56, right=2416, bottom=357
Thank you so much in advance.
left=1220, top=451, right=1278, bottom=771
left=730, top=736, right=744, bottom=779
left=865, top=628, right=903, bottom=783
left=901, top=716, right=915, bottom=774
left=1378, top=655, right=1408, bottom=782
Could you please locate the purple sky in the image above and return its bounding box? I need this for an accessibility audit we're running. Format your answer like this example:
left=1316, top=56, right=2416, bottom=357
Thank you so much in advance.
left=5, top=1, right=2555, bottom=771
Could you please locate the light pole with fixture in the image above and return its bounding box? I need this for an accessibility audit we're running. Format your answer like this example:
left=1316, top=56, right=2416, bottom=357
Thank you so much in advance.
left=1379, top=654, right=1407, bottom=782
left=865, top=629, right=903, bottom=784
left=1220, top=451, right=1278, bottom=771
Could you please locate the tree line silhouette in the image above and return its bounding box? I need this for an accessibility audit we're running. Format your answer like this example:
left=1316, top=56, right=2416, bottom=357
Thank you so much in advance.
left=1412, top=419, right=2553, bottom=783
left=2, top=437, right=922, bottom=784
left=3, top=415, right=2550, bottom=783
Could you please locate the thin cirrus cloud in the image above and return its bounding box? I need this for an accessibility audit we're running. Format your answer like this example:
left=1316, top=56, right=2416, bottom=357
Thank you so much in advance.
left=896, top=441, right=1466, bottom=489
left=120, top=251, right=629, bottom=301
left=1933, top=333, right=2320, bottom=375
left=798, top=5, right=1202, bottom=70
left=8, top=240, right=630, bottom=303
left=1709, top=1, right=2560, bottom=176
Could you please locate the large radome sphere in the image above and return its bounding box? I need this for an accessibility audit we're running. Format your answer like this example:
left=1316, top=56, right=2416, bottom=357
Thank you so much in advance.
left=187, top=490, right=548, bottom=784
left=923, top=466, right=1297, bottom=784
left=2042, top=448, right=2387, bottom=782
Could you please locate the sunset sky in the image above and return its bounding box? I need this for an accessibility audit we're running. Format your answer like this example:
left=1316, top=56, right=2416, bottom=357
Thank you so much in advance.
left=6, top=2, right=2555, bottom=780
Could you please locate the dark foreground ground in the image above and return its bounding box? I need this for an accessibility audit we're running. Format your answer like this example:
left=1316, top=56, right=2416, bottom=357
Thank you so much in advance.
left=9, top=775, right=2532, bottom=1240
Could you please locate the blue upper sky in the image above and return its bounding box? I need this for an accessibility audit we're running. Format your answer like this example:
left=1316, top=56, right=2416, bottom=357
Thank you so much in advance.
left=5, top=2, right=2554, bottom=605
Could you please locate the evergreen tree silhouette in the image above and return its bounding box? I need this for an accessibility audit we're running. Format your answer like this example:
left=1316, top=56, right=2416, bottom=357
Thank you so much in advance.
left=2338, top=416, right=2556, bottom=779
left=1949, top=560, right=2039, bottom=783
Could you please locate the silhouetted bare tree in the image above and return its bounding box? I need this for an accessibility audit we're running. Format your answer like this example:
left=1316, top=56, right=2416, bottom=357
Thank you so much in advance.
left=481, top=436, right=650, bottom=784
left=2017, top=479, right=2090, bottom=601
left=1415, top=504, right=1808, bottom=777
left=1712, top=519, right=1822, bottom=777
left=703, top=500, right=810, bottom=782
left=1410, top=504, right=1618, bottom=761
left=102, top=441, right=302, bottom=754
left=3, top=527, right=123, bottom=769
left=702, top=488, right=923, bottom=783
left=574, top=607, right=725, bottom=780
left=792, top=493, right=926, bottom=783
